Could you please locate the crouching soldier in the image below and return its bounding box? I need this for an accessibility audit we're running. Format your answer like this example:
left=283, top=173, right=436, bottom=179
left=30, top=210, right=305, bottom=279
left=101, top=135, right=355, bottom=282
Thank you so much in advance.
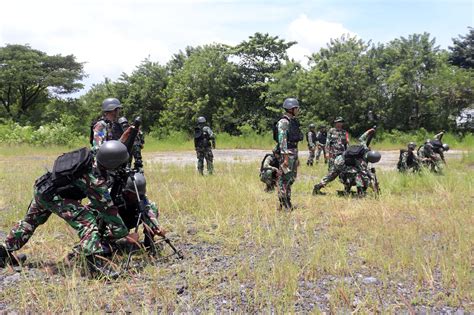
left=113, top=172, right=163, bottom=252
left=259, top=148, right=281, bottom=192
left=397, top=142, right=420, bottom=172
left=0, top=141, right=132, bottom=277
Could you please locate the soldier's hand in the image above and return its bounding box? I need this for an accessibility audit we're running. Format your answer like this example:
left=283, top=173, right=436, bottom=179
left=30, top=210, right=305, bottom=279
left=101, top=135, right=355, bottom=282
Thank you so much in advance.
left=126, top=232, right=140, bottom=244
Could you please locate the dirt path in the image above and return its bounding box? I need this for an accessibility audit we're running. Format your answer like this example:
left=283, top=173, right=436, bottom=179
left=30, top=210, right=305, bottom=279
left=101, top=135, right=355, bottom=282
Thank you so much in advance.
left=144, top=149, right=466, bottom=170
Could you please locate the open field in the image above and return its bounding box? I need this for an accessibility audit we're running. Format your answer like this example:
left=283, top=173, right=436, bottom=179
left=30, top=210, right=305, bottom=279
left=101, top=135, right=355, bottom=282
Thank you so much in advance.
left=0, top=149, right=473, bottom=312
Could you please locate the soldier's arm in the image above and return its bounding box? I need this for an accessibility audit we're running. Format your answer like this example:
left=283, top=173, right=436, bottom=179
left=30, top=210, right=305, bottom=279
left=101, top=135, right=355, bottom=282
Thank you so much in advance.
left=325, top=130, right=331, bottom=151
left=308, top=132, right=315, bottom=147
left=92, top=121, right=107, bottom=153
left=277, top=119, right=290, bottom=165
left=434, top=131, right=444, bottom=141
left=204, top=126, right=216, bottom=148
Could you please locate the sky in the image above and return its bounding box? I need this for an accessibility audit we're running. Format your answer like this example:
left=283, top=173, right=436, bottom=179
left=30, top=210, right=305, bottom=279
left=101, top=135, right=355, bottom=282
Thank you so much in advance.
left=1, top=0, right=472, bottom=93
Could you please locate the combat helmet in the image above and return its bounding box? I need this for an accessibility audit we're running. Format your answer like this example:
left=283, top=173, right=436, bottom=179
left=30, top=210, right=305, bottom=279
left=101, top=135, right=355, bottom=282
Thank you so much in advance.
left=334, top=116, right=344, bottom=123
left=125, top=172, right=147, bottom=196
left=282, top=98, right=299, bottom=110
left=309, top=123, right=316, bottom=130
left=102, top=98, right=122, bottom=112
left=366, top=150, right=381, bottom=163
left=96, top=140, right=129, bottom=169
left=197, top=116, right=207, bottom=124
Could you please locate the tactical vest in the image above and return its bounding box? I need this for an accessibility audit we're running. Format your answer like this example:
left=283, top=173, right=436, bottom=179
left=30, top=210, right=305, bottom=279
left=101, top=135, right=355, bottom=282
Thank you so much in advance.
left=317, top=131, right=327, bottom=144
left=89, top=118, right=123, bottom=145
left=306, top=131, right=316, bottom=144
left=194, top=126, right=211, bottom=148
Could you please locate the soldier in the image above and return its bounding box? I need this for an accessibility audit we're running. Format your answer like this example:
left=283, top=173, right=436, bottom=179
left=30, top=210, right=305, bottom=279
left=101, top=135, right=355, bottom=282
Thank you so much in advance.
left=117, top=116, right=145, bottom=171
left=194, top=116, right=216, bottom=175
left=114, top=172, right=163, bottom=251
left=315, top=125, right=328, bottom=164
left=259, top=147, right=281, bottom=192
left=326, top=117, right=350, bottom=170
left=306, top=124, right=317, bottom=166
left=275, top=98, right=303, bottom=210
left=313, top=128, right=375, bottom=195
left=418, top=138, right=449, bottom=173
left=397, top=142, right=420, bottom=172
left=0, top=141, right=132, bottom=276
left=90, top=98, right=124, bottom=154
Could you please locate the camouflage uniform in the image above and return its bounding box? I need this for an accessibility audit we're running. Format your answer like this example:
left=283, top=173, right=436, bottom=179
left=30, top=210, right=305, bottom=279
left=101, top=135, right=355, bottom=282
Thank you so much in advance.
left=260, top=153, right=279, bottom=192
left=195, top=126, right=215, bottom=175
left=418, top=143, right=443, bottom=172
left=315, top=130, right=371, bottom=190
left=398, top=150, right=420, bottom=172
left=4, top=171, right=128, bottom=256
left=277, top=115, right=301, bottom=209
left=306, top=130, right=316, bottom=166
left=325, top=127, right=349, bottom=170
left=91, top=118, right=122, bottom=154
left=315, top=129, right=328, bottom=163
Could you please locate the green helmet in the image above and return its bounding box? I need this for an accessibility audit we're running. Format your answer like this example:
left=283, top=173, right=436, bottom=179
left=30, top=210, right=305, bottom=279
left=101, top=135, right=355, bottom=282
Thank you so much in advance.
left=96, top=140, right=129, bottom=169
left=334, top=116, right=344, bottom=123
left=407, top=142, right=417, bottom=150
left=309, top=123, right=316, bottom=130
left=197, top=116, right=206, bottom=124
left=102, top=98, right=122, bottom=112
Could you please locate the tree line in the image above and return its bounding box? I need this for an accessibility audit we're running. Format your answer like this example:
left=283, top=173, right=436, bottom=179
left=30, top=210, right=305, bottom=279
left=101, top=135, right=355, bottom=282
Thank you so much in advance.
left=0, top=28, right=473, bottom=138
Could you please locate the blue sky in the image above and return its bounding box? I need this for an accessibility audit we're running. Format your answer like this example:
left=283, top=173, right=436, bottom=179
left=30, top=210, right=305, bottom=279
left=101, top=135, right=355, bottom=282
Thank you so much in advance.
left=1, top=0, right=472, bottom=92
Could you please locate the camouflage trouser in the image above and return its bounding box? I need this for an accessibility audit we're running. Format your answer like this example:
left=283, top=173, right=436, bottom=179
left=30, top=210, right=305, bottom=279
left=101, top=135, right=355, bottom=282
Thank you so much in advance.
left=315, top=145, right=327, bottom=163
left=319, top=165, right=340, bottom=187
left=307, top=147, right=315, bottom=165
left=260, top=169, right=277, bottom=191
left=5, top=191, right=103, bottom=255
left=278, top=155, right=298, bottom=209
left=196, top=148, right=214, bottom=175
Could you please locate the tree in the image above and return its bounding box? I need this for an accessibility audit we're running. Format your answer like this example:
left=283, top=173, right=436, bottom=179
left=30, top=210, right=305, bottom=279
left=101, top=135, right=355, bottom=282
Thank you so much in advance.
left=0, top=44, right=84, bottom=122
left=230, top=33, right=296, bottom=131
left=161, top=44, right=239, bottom=134
left=449, top=27, right=474, bottom=69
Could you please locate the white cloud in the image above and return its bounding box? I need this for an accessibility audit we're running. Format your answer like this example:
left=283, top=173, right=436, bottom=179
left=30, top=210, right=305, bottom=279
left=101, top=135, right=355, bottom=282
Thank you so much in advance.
left=285, top=14, right=357, bottom=63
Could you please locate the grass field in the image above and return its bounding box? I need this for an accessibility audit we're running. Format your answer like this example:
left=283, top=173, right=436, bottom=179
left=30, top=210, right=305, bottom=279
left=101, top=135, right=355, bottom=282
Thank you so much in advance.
left=0, top=149, right=473, bottom=312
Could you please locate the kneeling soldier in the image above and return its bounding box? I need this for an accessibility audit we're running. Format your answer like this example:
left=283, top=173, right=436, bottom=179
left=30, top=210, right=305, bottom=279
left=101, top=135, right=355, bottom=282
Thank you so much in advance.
left=259, top=148, right=281, bottom=192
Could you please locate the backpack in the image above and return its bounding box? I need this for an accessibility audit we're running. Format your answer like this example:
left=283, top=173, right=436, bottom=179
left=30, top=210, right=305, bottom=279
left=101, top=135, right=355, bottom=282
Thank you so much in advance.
left=51, top=147, right=93, bottom=199
left=344, top=145, right=366, bottom=166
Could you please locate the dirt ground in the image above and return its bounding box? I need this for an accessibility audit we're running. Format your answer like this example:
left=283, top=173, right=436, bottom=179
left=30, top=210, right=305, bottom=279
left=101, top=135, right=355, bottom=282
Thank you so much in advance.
left=144, top=149, right=466, bottom=170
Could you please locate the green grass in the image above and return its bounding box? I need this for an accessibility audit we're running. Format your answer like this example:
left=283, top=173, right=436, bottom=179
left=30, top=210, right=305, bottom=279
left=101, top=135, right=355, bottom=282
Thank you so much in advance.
left=0, top=149, right=472, bottom=312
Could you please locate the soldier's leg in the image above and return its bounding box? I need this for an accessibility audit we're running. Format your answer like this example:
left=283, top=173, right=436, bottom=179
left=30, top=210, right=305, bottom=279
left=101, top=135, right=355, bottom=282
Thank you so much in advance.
left=328, top=157, right=335, bottom=171
left=54, top=199, right=103, bottom=256
left=196, top=150, right=205, bottom=175
left=307, top=148, right=315, bottom=165
left=205, top=149, right=214, bottom=175
left=323, top=147, right=328, bottom=163
left=315, top=146, right=321, bottom=162
left=4, top=196, right=52, bottom=252
left=313, top=166, right=339, bottom=195
left=278, top=156, right=297, bottom=209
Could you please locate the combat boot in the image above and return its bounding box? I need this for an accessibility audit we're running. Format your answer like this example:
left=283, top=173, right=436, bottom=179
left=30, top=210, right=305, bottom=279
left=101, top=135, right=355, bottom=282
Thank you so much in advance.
left=0, top=245, right=27, bottom=267
left=312, top=184, right=326, bottom=195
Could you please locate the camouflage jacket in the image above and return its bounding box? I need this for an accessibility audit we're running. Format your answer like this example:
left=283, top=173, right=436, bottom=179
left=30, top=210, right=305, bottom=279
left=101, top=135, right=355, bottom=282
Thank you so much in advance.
left=325, top=127, right=349, bottom=157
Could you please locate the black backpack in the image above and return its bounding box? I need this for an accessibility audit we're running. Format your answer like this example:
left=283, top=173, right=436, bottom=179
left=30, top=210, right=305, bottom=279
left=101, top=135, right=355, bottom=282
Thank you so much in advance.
left=52, top=147, right=93, bottom=199
left=344, top=145, right=366, bottom=166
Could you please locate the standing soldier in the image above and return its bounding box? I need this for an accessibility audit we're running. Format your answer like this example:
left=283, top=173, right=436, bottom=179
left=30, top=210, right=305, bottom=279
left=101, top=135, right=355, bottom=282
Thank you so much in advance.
left=306, top=124, right=317, bottom=166
left=315, top=125, right=328, bottom=164
left=194, top=116, right=216, bottom=175
left=275, top=98, right=303, bottom=210
left=118, top=116, right=145, bottom=171
left=90, top=98, right=124, bottom=154
left=326, top=117, right=350, bottom=170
